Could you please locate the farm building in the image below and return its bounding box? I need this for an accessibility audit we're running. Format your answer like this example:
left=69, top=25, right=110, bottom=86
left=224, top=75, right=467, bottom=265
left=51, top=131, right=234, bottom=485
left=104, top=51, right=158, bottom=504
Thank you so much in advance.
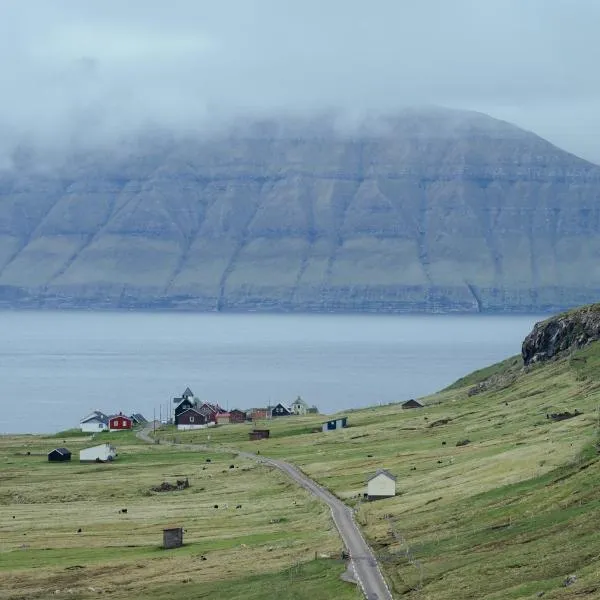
left=197, top=402, right=226, bottom=424
left=366, top=469, right=396, bottom=500
left=249, top=429, right=270, bottom=441
left=322, top=417, right=348, bottom=432
left=271, top=403, right=292, bottom=417
left=291, top=396, right=309, bottom=415
left=48, top=447, right=71, bottom=462
left=80, top=443, right=117, bottom=463
left=401, top=399, right=424, bottom=409
left=163, top=526, right=183, bottom=549
left=177, top=408, right=209, bottom=430
left=229, top=409, right=247, bottom=423
left=216, top=412, right=230, bottom=425
left=109, top=414, right=133, bottom=431
left=80, top=410, right=109, bottom=432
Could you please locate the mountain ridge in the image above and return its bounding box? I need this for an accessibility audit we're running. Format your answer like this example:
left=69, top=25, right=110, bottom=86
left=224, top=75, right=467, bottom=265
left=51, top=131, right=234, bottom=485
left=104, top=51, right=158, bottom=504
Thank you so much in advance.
left=1, top=107, right=599, bottom=313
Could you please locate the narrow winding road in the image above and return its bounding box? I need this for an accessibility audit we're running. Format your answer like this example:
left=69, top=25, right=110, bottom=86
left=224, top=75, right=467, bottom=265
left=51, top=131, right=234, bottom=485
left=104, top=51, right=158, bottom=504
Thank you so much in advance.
left=137, top=423, right=393, bottom=600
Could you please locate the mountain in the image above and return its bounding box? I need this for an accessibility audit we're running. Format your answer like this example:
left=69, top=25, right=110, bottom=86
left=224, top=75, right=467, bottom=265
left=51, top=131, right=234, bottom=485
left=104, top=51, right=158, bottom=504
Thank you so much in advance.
left=1, top=107, right=600, bottom=313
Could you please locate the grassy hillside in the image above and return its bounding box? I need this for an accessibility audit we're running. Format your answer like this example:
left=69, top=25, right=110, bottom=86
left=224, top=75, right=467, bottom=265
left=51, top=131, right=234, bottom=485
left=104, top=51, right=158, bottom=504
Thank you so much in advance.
left=170, top=341, right=600, bottom=598
left=0, top=430, right=356, bottom=600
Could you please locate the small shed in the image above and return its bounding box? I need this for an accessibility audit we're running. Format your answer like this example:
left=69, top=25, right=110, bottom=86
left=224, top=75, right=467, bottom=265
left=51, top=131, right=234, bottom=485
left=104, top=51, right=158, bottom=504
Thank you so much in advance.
left=366, top=469, right=396, bottom=500
left=80, top=443, right=117, bottom=463
left=163, top=526, right=183, bottom=549
left=48, top=447, right=71, bottom=462
left=322, top=416, right=348, bottom=432
left=249, top=429, right=270, bottom=441
left=401, top=399, right=424, bottom=409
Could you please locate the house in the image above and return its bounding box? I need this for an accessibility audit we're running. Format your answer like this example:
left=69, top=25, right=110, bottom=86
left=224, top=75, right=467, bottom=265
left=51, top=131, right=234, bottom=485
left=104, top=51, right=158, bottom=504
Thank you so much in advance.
left=80, top=443, right=117, bottom=463
left=80, top=410, right=109, bottom=433
left=366, top=469, right=396, bottom=500
left=177, top=408, right=209, bottom=430
left=109, top=414, right=133, bottom=431
left=130, top=413, right=147, bottom=425
left=322, top=416, right=348, bottom=432
left=401, top=399, right=424, bottom=409
left=182, top=387, right=194, bottom=399
left=216, top=412, right=230, bottom=425
left=249, top=429, right=270, bottom=441
left=249, top=408, right=269, bottom=421
left=229, top=409, right=247, bottom=424
left=48, top=447, right=71, bottom=462
left=291, top=396, right=309, bottom=416
left=174, top=397, right=196, bottom=425
left=271, top=403, right=292, bottom=417
left=197, top=402, right=226, bottom=424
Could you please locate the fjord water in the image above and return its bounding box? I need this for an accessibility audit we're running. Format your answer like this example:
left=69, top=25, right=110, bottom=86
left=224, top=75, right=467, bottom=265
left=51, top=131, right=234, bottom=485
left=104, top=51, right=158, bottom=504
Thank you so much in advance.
left=0, top=311, right=544, bottom=434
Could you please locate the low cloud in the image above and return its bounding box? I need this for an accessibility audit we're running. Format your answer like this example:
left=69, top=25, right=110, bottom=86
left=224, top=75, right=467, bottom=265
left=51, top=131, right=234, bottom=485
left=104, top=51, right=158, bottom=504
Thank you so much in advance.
left=1, top=0, right=599, bottom=162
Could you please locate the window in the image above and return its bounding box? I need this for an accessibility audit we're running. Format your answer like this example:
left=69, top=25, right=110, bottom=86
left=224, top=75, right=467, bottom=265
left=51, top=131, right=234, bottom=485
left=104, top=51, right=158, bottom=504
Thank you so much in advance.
left=189, top=416, right=194, bottom=423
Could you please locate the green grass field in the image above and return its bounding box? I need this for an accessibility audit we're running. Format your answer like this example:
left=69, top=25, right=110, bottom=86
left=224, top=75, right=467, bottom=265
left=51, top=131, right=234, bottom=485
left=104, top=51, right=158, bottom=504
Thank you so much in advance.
left=170, top=339, right=600, bottom=599
left=0, top=429, right=356, bottom=600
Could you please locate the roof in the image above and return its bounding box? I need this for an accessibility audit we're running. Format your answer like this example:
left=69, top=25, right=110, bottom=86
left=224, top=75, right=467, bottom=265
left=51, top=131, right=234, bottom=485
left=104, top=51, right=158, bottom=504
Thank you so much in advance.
left=183, top=387, right=194, bottom=398
left=130, top=413, right=147, bottom=423
left=367, top=469, right=397, bottom=483
left=80, top=410, right=109, bottom=424
left=402, top=399, right=424, bottom=407
left=109, top=414, right=132, bottom=421
left=323, top=416, right=347, bottom=424
left=178, top=407, right=205, bottom=418
left=292, top=396, right=309, bottom=407
left=50, top=447, right=71, bottom=455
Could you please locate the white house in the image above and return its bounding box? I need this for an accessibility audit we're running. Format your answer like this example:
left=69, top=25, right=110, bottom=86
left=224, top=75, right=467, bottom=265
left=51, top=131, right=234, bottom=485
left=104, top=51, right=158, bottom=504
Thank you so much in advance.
left=79, top=443, right=117, bottom=463
left=291, top=396, right=309, bottom=416
left=366, top=469, right=396, bottom=500
left=80, top=411, right=109, bottom=433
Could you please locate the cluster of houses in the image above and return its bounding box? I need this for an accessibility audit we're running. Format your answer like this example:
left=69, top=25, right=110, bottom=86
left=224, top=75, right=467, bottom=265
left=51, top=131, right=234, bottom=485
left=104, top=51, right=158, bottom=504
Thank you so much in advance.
left=79, top=410, right=147, bottom=432
left=173, top=388, right=319, bottom=431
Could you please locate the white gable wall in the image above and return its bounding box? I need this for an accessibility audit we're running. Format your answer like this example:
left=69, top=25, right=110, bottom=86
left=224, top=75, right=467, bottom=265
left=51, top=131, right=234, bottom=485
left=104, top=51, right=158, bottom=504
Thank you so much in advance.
left=367, top=473, right=396, bottom=498
left=80, top=420, right=108, bottom=432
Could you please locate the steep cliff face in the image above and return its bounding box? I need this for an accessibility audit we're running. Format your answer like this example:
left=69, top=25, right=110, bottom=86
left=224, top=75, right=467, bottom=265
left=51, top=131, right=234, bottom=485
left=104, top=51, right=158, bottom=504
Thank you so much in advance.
left=1, top=107, right=600, bottom=312
left=522, top=304, right=600, bottom=365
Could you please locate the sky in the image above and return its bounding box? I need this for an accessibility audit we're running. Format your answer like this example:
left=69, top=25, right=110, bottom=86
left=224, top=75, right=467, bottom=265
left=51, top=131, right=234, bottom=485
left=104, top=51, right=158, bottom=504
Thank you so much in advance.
left=1, top=0, right=599, bottom=162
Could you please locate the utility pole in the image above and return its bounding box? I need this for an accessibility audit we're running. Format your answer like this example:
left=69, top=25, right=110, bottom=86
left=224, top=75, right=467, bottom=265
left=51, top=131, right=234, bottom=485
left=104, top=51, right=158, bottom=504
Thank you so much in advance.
left=153, top=408, right=156, bottom=435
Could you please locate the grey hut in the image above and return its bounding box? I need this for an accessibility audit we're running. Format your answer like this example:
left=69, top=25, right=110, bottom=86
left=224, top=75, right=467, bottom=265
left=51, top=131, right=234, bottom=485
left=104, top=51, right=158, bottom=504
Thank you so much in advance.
left=163, top=526, right=183, bottom=549
left=48, top=448, right=72, bottom=462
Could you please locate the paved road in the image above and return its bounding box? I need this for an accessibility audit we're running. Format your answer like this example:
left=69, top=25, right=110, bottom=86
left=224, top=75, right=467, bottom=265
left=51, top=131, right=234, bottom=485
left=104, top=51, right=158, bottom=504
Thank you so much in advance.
left=137, top=423, right=393, bottom=600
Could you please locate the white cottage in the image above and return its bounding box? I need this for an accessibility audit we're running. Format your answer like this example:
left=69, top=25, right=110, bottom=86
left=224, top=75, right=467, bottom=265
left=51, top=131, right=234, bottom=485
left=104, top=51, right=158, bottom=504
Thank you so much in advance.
left=80, top=411, right=109, bottom=433
left=366, top=469, right=396, bottom=500
left=79, top=443, right=117, bottom=463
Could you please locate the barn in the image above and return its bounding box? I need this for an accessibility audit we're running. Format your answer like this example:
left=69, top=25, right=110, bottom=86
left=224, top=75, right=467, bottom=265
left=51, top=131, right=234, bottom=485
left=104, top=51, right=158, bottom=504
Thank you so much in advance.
left=48, top=447, right=71, bottom=462
left=366, top=469, right=396, bottom=500
left=109, top=414, right=133, bottom=431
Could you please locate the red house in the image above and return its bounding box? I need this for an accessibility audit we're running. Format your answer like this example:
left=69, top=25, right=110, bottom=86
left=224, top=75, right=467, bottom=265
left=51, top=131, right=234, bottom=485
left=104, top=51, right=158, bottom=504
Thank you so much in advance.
left=229, top=409, right=247, bottom=424
left=109, top=414, right=133, bottom=431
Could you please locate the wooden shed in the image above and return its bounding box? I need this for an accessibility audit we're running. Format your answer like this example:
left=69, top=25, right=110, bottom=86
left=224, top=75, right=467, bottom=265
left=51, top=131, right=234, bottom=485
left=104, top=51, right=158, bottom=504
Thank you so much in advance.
left=401, top=399, right=424, bottom=409
left=48, top=447, right=71, bottom=462
left=163, top=526, right=183, bottom=549
left=249, top=429, right=270, bottom=441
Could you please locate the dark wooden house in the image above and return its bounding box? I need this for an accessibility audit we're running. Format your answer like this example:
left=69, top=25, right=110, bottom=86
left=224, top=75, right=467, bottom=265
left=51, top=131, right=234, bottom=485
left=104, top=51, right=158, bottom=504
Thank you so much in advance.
left=401, top=399, right=424, bottom=409
left=174, top=397, right=195, bottom=425
left=229, top=409, right=247, bottom=424
left=271, top=403, right=292, bottom=417
left=249, top=429, right=270, bottom=441
left=48, top=447, right=71, bottom=462
left=177, top=408, right=208, bottom=430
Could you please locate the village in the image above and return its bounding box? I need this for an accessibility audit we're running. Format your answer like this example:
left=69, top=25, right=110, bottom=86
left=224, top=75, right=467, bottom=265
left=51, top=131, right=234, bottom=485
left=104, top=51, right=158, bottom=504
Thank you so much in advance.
left=46, top=387, right=426, bottom=503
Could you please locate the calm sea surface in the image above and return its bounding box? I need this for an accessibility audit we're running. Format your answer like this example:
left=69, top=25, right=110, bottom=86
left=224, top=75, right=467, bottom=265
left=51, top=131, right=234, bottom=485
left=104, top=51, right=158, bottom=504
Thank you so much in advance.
left=0, top=311, right=545, bottom=434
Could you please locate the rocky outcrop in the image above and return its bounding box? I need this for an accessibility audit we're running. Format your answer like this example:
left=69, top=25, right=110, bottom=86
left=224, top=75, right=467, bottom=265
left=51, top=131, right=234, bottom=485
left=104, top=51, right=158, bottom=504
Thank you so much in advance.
left=1, top=107, right=600, bottom=313
left=522, top=304, right=600, bottom=365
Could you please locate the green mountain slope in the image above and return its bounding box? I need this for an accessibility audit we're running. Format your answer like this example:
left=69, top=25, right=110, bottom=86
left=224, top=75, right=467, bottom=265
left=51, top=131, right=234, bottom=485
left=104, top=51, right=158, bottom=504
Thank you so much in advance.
left=178, top=310, right=600, bottom=598
left=1, top=107, right=600, bottom=313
